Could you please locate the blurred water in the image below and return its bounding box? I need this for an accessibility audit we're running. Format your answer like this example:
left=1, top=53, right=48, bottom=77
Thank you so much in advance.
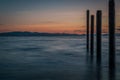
left=0, top=35, right=119, bottom=80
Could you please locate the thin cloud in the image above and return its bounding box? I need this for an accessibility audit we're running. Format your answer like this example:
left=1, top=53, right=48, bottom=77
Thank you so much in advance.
left=117, top=29, right=120, bottom=31
left=0, top=24, right=4, bottom=25
left=74, top=30, right=82, bottom=32
left=39, top=21, right=60, bottom=24
left=116, top=27, right=120, bottom=31
left=74, top=30, right=85, bottom=33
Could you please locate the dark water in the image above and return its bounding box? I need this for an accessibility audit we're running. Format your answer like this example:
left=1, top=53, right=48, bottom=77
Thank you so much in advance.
left=0, top=35, right=120, bottom=80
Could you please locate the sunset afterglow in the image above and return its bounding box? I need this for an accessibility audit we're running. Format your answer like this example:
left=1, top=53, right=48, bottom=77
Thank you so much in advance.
left=0, top=0, right=120, bottom=34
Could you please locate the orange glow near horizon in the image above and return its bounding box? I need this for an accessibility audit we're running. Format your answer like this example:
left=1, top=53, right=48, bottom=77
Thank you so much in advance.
left=0, top=22, right=119, bottom=34
left=0, top=23, right=86, bottom=34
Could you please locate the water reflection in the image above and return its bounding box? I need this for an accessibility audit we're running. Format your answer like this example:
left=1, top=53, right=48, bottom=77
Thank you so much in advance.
left=96, top=59, right=102, bottom=80
left=85, top=54, right=102, bottom=80
left=109, top=66, right=116, bottom=80
left=84, top=54, right=96, bottom=80
left=85, top=53, right=116, bottom=80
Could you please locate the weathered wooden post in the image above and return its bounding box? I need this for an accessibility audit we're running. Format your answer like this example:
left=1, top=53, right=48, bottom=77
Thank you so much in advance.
left=87, top=10, right=90, bottom=53
left=90, top=15, right=94, bottom=58
left=96, top=10, right=102, bottom=64
left=109, top=0, right=115, bottom=69
left=109, top=0, right=116, bottom=80
left=96, top=10, right=102, bottom=80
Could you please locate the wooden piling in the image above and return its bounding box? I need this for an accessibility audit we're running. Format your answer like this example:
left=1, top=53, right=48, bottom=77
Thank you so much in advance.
left=109, top=0, right=116, bottom=80
left=96, top=10, right=102, bottom=64
left=109, top=0, right=115, bottom=69
left=90, top=15, right=94, bottom=58
left=87, top=10, right=90, bottom=53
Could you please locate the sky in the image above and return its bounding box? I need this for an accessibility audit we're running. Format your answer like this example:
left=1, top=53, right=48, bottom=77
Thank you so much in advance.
left=0, top=0, right=119, bottom=34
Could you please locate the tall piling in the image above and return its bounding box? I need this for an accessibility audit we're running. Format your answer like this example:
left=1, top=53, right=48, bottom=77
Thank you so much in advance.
left=96, top=10, right=102, bottom=64
left=90, top=15, right=94, bottom=58
left=109, top=0, right=115, bottom=69
left=109, top=0, right=116, bottom=80
left=86, top=10, right=90, bottom=53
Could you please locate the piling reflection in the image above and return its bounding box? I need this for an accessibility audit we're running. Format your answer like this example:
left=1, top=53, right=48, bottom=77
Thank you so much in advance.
left=84, top=54, right=102, bottom=80
left=96, top=59, right=102, bottom=80
left=109, top=66, right=116, bottom=80
left=84, top=55, right=95, bottom=80
left=85, top=54, right=117, bottom=80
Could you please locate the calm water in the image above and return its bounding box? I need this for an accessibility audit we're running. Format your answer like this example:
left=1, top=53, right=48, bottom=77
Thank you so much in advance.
left=0, top=35, right=120, bottom=80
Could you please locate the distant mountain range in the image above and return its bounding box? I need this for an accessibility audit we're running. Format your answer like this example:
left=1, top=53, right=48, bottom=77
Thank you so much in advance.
left=0, top=31, right=119, bottom=37
left=0, top=31, right=82, bottom=36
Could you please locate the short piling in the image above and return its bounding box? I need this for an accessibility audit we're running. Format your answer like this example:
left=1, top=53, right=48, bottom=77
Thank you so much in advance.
left=90, top=15, right=94, bottom=58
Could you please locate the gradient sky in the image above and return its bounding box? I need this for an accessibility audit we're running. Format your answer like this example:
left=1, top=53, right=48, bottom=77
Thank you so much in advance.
left=0, top=0, right=120, bottom=34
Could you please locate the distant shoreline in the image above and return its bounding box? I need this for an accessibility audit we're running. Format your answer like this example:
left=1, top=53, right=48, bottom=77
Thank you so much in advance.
left=0, top=31, right=119, bottom=37
left=0, top=31, right=83, bottom=37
